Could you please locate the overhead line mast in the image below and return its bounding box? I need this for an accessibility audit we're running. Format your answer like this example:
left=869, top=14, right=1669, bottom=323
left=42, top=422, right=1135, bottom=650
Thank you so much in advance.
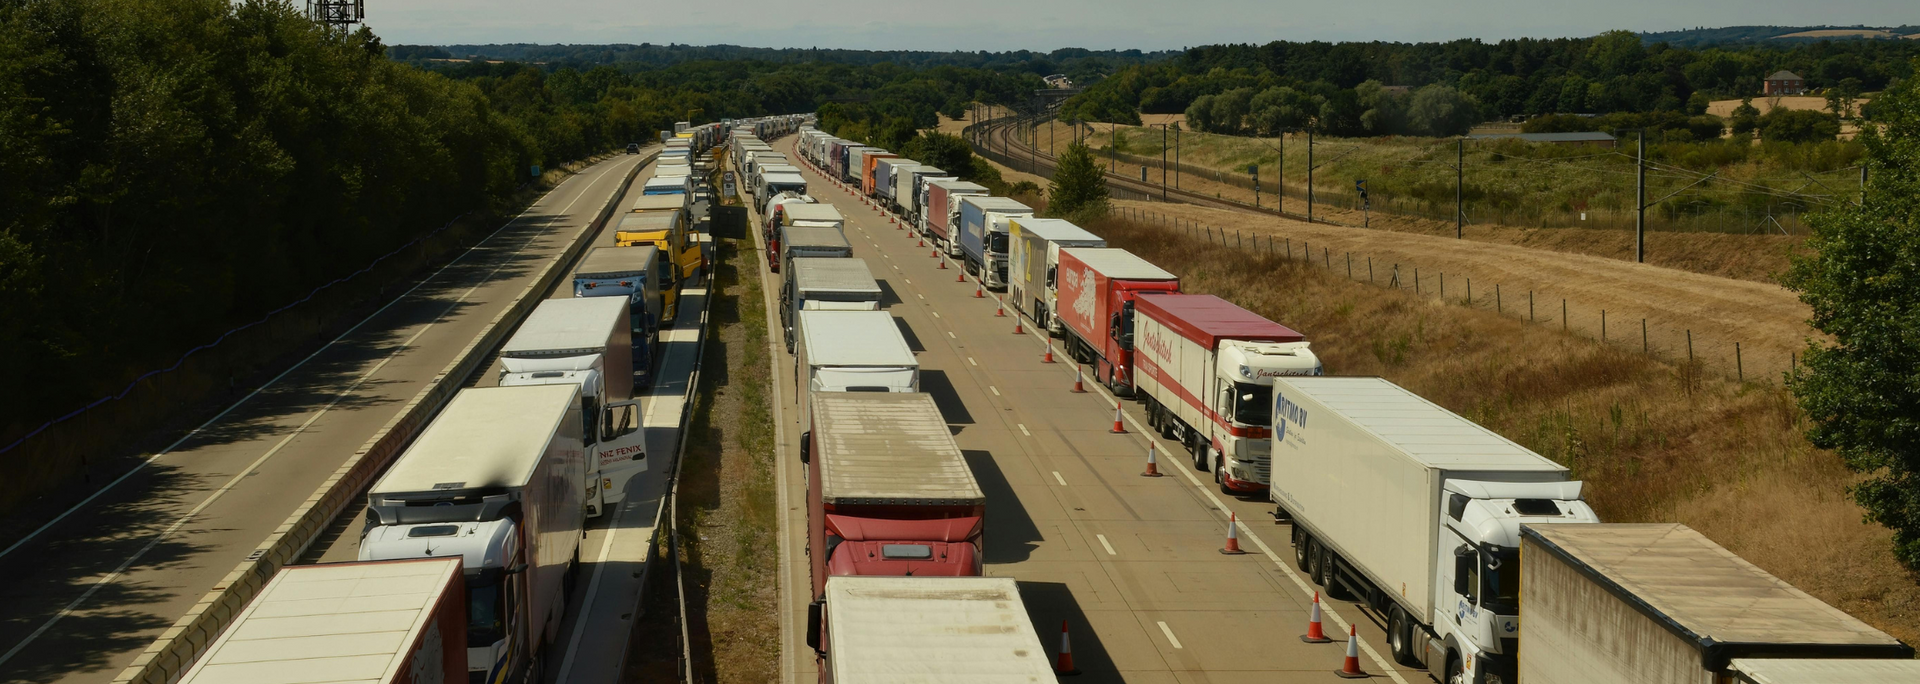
left=308, top=0, right=364, bottom=26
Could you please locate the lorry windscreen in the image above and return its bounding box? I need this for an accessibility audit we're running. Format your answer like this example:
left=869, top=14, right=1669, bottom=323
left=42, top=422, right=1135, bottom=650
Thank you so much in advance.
left=988, top=232, right=1008, bottom=253
left=466, top=576, right=506, bottom=647
left=1232, top=382, right=1272, bottom=426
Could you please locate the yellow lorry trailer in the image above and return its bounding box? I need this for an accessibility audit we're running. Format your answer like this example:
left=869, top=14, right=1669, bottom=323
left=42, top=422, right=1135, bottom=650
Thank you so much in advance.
left=614, top=198, right=699, bottom=321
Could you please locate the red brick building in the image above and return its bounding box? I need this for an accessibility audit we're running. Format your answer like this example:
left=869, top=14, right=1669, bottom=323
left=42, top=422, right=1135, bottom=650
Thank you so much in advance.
left=1764, top=70, right=1807, bottom=95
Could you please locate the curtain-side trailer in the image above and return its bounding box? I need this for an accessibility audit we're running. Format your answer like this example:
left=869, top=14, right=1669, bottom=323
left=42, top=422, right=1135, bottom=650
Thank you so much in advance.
left=1006, top=217, right=1105, bottom=335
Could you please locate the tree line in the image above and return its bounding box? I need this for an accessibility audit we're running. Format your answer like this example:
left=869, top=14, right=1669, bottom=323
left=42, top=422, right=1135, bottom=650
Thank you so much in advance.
left=1060, top=31, right=1920, bottom=138
left=0, top=0, right=1050, bottom=444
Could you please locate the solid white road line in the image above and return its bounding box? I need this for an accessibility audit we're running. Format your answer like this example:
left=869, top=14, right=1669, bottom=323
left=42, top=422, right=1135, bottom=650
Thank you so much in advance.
left=1156, top=621, right=1184, bottom=649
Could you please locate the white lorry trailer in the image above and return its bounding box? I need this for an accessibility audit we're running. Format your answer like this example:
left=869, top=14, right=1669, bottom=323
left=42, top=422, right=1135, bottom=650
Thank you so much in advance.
left=956, top=195, right=1031, bottom=290
left=498, top=297, right=648, bottom=517
left=781, top=257, right=881, bottom=353
left=806, top=576, right=1052, bottom=684
left=1006, top=217, right=1105, bottom=334
left=799, top=310, right=917, bottom=393
left=1268, top=376, right=1601, bottom=684
left=176, top=558, right=467, bottom=684
left=1519, top=523, right=1912, bottom=684
left=572, top=246, right=663, bottom=387
left=359, top=385, right=587, bottom=684
left=1132, top=293, right=1319, bottom=494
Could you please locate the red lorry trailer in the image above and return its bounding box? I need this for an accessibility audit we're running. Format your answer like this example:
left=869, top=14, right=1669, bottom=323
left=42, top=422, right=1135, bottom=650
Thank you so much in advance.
left=1053, top=247, right=1179, bottom=395
left=803, top=392, right=985, bottom=604
left=1131, top=293, right=1320, bottom=494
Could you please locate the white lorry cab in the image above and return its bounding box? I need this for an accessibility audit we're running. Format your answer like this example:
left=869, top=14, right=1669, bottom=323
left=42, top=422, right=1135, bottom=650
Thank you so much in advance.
left=359, top=385, right=590, bottom=684
left=497, top=297, right=648, bottom=517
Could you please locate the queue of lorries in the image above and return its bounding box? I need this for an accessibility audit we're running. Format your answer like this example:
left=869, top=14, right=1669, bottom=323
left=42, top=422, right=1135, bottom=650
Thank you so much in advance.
left=170, top=116, right=807, bottom=684
left=796, top=124, right=1919, bottom=684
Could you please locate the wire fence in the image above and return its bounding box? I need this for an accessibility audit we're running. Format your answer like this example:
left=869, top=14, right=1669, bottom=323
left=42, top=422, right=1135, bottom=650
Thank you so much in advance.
left=1031, top=118, right=1862, bottom=238
left=1107, top=204, right=1795, bottom=388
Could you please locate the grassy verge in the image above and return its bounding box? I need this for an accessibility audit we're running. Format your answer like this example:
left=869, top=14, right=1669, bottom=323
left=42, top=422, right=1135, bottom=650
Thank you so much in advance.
left=1079, top=210, right=1920, bottom=646
left=623, top=200, right=781, bottom=683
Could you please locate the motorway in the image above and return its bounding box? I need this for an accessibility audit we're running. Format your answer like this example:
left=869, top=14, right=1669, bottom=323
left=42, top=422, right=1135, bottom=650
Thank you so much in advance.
left=762, top=139, right=1427, bottom=682
left=0, top=152, right=649, bottom=684
left=300, top=151, right=709, bottom=684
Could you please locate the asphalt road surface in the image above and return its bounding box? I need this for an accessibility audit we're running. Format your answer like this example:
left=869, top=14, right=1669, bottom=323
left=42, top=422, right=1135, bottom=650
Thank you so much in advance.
left=763, top=138, right=1427, bottom=684
left=0, top=152, right=648, bottom=684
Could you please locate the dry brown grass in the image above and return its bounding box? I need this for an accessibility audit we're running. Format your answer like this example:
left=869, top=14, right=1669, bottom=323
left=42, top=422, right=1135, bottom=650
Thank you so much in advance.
left=1080, top=211, right=1920, bottom=647
left=623, top=229, right=781, bottom=683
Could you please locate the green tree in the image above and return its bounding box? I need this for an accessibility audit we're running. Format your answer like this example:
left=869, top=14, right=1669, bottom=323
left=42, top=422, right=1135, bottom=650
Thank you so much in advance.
left=1047, top=142, right=1109, bottom=216
left=1783, top=67, right=1920, bottom=570
left=1406, top=84, right=1481, bottom=136
left=1759, top=108, right=1840, bottom=143
left=901, top=131, right=975, bottom=176
left=1731, top=98, right=1761, bottom=134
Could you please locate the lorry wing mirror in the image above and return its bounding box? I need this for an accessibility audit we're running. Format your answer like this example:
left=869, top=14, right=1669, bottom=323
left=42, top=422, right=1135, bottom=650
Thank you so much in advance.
left=799, top=432, right=811, bottom=464
left=1453, top=546, right=1474, bottom=602
left=805, top=600, right=824, bottom=652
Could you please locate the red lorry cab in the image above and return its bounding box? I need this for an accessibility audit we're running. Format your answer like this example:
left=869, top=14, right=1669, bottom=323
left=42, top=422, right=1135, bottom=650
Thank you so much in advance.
left=804, top=392, right=985, bottom=602
left=1054, top=247, right=1180, bottom=394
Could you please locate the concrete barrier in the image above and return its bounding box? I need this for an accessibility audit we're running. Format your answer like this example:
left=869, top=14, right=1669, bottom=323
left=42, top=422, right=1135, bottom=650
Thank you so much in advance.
left=110, top=150, right=657, bottom=684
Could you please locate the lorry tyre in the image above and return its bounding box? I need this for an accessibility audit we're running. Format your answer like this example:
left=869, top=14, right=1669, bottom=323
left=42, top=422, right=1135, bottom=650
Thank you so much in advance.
left=1292, top=527, right=1311, bottom=571
left=1444, top=650, right=1463, bottom=684
left=1320, top=549, right=1355, bottom=600
left=1215, top=460, right=1232, bottom=495
left=1387, top=605, right=1417, bottom=666
left=1301, top=536, right=1321, bottom=580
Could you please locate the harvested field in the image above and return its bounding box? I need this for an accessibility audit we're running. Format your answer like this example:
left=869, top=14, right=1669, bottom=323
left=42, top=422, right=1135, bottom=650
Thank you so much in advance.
left=1081, top=210, right=1920, bottom=648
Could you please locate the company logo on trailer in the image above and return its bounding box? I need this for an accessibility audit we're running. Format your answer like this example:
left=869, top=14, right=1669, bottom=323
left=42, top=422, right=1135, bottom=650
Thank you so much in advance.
left=1070, top=268, right=1098, bottom=325
left=1142, top=328, right=1174, bottom=364
left=1272, top=391, right=1308, bottom=440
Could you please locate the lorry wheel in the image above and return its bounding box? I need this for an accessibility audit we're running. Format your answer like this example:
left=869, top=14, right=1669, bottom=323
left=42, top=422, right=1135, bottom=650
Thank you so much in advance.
left=1215, top=462, right=1232, bottom=495
left=1387, top=605, right=1417, bottom=666
left=1319, top=548, right=1355, bottom=600
left=1292, top=528, right=1311, bottom=572
left=1444, top=650, right=1464, bottom=684
left=1191, top=443, right=1207, bottom=472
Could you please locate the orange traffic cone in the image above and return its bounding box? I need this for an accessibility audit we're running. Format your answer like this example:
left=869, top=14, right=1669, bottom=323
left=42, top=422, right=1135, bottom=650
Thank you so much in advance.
left=1301, top=592, right=1333, bottom=643
left=1071, top=366, right=1086, bottom=392
left=1043, top=341, right=1056, bottom=363
left=1012, top=317, right=1024, bottom=334
left=919, top=238, right=926, bottom=247
left=938, top=257, right=947, bottom=269
left=957, top=269, right=966, bottom=283
left=974, top=285, right=984, bottom=298
left=1142, top=443, right=1162, bottom=477
left=1334, top=625, right=1368, bottom=678
left=1055, top=620, right=1080, bottom=676
left=995, top=302, right=1006, bottom=316
left=1109, top=403, right=1126, bottom=433
left=1221, top=513, right=1247, bottom=554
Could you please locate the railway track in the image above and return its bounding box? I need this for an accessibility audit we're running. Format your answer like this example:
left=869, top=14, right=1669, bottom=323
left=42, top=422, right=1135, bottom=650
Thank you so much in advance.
left=968, top=116, right=1334, bottom=224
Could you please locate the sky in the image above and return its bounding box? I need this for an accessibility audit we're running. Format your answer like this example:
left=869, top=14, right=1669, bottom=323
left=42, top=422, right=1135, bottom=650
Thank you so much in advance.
left=368, top=0, right=1917, bottom=49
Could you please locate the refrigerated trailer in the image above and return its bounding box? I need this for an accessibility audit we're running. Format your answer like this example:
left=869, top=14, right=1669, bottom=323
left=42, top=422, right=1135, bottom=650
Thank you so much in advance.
left=894, top=166, right=943, bottom=219
left=956, top=196, right=1031, bottom=290
left=1519, top=523, right=1912, bottom=684
left=359, top=385, right=591, bottom=684
left=872, top=159, right=919, bottom=211
left=1132, top=293, right=1319, bottom=494
left=923, top=180, right=988, bottom=256
left=781, top=257, right=881, bottom=353
left=1268, top=376, right=1600, bottom=684
left=1053, top=247, right=1178, bottom=395
left=498, top=297, right=647, bottom=517
left=802, top=392, right=985, bottom=605
left=799, top=310, right=917, bottom=393
left=772, top=222, right=852, bottom=273
left=1726, top=658, right=1920, bottom=684
left=176, top=558, right=468, bottom=684
left=573, top=246, right=663, bottom=385
left=806, top=576, right=1051, bottom=684
left=1006, top=217, right=1105, bottom=334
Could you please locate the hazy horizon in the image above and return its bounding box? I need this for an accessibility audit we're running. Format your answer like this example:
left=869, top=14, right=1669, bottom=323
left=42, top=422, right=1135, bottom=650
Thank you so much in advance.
left=366, top=0, right=1916, bottom=52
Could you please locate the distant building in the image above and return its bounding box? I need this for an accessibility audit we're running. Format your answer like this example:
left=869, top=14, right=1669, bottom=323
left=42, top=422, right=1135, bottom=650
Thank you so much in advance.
left=1042, top=74, right=1073, bottom=89
left=1764, top=70, right=1808, bottom=95
left=1466, top=131, right=1618, bottom=148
